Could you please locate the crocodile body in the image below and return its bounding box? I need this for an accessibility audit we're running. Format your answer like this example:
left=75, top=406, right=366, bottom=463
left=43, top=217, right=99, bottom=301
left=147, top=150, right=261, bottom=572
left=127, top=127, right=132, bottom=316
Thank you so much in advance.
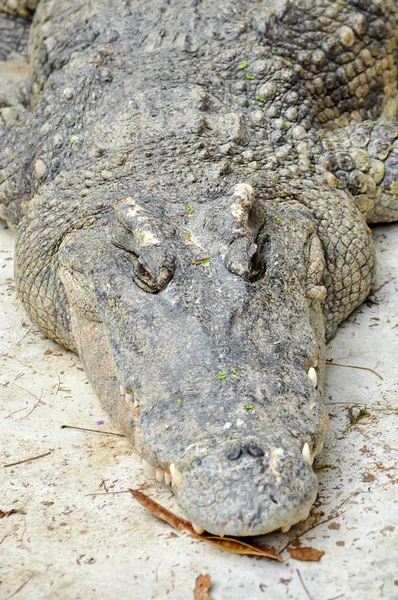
left=1, top=0, right=397, bottom=536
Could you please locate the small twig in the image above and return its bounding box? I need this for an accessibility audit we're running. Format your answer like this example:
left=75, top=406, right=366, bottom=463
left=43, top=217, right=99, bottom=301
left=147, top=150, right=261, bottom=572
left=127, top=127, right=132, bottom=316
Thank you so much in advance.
left=281, top=490, right=365, bottom=553
left=6, top=389, right=44, bottom=420
left=12, top=326, right=32, bottom=347
left=1, top=353, right=33, bottom=371
left=0, top=525, right=19, bottom=545
left=368, top=279, right=393, bottom=296
left=3, top=450, right=52, bottom=468
left=5, top=574, right=33, bottom=600
left=345, top=319, right=360, bottom=326
left=19, top=389, right=44, bottom=420
left=55, top=375, right=61, bottom=395
left=154, top=560, right=161, bottom=582
left=297, top=570, right=313, bottom=600
left=61, top=425, right=125, bottom=437
left=280, top=511, right=346, bottom=553
left=11, top=381, right=40, bottom=399
left=326, top=360, right=383, bottom=380
left=338, top=490, right=361, bottom=508
left=326, top=595, right=344, bottom=600
left=5, top=407, right=30, bottom=419
left=99, top=479, right=108, bottom=492
left=19, top=517, right=28, bottom=550
left=85, top=489, right=131, bottom=497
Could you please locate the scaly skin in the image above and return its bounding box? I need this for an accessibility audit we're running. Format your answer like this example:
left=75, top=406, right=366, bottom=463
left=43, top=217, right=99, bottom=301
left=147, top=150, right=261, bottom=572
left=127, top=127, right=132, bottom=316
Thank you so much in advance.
left=1, top=0, right=398, bottom=536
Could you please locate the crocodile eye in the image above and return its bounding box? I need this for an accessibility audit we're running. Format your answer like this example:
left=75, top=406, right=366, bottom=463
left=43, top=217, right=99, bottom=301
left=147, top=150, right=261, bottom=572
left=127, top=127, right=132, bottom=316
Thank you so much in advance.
left=138, top=265, right=152, bottom=281
left=132, top=252, right=175, bottom=293
left=135, top=263, right=157, bottom=291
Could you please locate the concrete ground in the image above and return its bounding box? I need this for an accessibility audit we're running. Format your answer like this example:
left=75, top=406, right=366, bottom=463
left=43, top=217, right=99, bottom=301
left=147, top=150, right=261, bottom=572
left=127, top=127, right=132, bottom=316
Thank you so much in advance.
left=0, top=220, right=397, bottom=600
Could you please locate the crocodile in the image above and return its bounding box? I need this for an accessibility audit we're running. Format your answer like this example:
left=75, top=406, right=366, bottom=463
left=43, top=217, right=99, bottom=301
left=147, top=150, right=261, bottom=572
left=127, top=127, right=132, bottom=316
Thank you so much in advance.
left=1, top=0, right=397, bottom=537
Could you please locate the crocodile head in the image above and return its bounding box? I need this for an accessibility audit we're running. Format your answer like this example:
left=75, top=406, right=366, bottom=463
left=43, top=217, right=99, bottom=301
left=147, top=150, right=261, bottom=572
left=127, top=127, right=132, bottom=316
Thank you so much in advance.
left=59, top=181, right=329, bottom=536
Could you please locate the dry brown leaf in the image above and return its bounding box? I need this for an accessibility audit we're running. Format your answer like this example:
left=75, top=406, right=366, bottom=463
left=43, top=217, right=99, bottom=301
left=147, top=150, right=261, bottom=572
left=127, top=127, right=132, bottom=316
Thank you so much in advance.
left=129, top=489, right=283, bottom=561
left=287, top=546, right=325, bottom=561
left=194, top=574, right=214, bottom=600
left=201, top=535, right=283, bottom=560
left=130, top=489, right=194, bottom=533
left=0, top=509, right=25, bottom=518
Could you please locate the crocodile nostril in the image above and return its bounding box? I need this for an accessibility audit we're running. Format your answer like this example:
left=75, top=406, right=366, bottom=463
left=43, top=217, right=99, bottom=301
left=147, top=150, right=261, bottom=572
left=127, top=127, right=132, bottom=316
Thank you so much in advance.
left=246, top=443, right=265, bottom=457
left=227, top=446, right=242, bottom=460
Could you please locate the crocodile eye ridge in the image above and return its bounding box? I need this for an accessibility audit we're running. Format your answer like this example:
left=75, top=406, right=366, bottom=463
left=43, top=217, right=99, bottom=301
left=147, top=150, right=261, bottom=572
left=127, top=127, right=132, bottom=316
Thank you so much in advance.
left=111, top=196, right=176, bottom=293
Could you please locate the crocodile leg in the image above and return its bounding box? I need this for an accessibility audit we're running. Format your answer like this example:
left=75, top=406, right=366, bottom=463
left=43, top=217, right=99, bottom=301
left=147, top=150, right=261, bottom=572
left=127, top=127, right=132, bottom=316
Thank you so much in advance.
left=14, top=189, right=76, bottom=349
left=320, top=121, right=398, bottom=223
left=285, top=178, right=375, bottom=340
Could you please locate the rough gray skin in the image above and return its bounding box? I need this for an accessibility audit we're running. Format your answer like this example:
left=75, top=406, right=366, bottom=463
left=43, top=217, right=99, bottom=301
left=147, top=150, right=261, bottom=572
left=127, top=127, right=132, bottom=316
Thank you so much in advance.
left=1, top=0, right=398, bottom=536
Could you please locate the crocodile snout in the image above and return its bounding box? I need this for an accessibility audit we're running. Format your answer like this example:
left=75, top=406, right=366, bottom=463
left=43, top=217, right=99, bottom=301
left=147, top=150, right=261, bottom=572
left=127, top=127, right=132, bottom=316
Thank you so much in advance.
left=175, top=435, right=318, bottom=536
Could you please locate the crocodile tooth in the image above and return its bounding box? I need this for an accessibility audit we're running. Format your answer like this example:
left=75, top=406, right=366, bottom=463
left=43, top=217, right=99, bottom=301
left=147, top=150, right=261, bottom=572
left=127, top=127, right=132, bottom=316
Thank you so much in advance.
left=143, top=460, right=156, bottom=478
left=126, top=392, right=133, bottom=403
left=164, top=472, right=172, bottom=486
left=302, top=442, right=312, bottom=466
left=192, top=523, right=205, bottom=535
left=281, top=524, right=291, bottom=533
left=170, top=463, right=182, bottom=487
left=307, top=367, right=317, bottom=388
left=155, top=468, right=164, bottom=482
left=120, top=385, right=126, bottom=396
left=133, top=398, right=140, bottom=408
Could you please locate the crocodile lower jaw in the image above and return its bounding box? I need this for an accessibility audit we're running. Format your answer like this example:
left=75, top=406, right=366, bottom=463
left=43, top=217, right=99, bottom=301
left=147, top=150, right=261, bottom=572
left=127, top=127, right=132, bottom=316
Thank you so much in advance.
left=140, top=457, right=316, bottom=537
